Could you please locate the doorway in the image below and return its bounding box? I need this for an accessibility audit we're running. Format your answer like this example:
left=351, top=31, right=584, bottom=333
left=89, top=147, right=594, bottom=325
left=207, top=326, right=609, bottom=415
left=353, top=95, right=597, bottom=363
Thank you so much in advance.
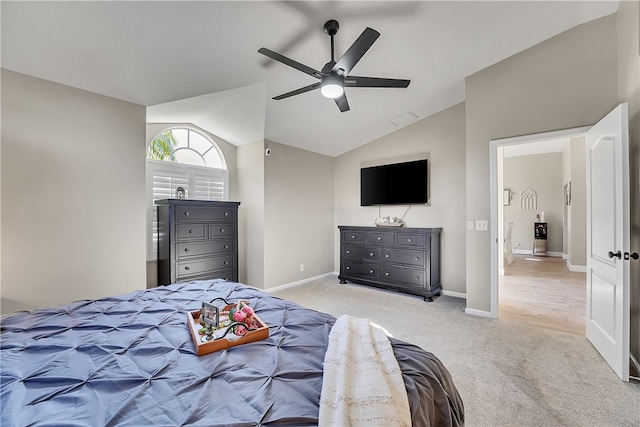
left=489, top=126, right=591, bottom=333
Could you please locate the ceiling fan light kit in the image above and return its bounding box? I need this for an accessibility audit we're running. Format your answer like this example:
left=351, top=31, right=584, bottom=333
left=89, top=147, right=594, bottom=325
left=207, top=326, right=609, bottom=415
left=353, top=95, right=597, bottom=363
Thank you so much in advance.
left=258, top=19, right=410, bottom=112
left=320, top=76, right=344, bottom=99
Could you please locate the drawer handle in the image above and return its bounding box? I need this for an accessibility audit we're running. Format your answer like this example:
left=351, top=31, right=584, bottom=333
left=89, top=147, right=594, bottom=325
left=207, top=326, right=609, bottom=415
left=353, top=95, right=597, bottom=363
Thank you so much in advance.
left=346, top=250, right=351, bottom=254
left=184, top=211, right=190, bottom=216
left=415, top=257, right=420, bottom=261
left=189, top=229, right=193, bottom=234
left=224, top=261, right=229, bottom=265
left=346, top=266, right=351, bottom=270
left=416, top=276, right=420, bottom=281
left=224, top=212, right=229, bottom=216
left=385, top=272, right=390, bottom=276
left=369, top=269, right=374, bottom=274
left=185, top=266, right=190, bottom=271
left=351, top=235, right=356, bottom=239
left=408, top=238, right=412, bottom=243
left=220, top=228, right=225, bottom=233
left=184, top=248, right=190, bottom=252
left=224, top=244, right=229, bottom=249
left=369, top=252, right=374, bottom=257
left=385, top=254, right=390, bottom=258
left=377, top=236, right=382, bottom=241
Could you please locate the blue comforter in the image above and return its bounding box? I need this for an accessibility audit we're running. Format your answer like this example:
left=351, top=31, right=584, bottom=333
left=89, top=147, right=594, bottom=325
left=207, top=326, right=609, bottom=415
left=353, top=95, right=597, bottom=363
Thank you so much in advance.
left=1, top=280, right=463, bottom=426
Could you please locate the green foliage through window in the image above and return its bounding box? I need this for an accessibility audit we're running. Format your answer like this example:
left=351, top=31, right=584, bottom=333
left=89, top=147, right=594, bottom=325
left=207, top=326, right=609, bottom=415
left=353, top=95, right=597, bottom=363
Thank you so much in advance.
left=148, top=131, right=177, bottom=161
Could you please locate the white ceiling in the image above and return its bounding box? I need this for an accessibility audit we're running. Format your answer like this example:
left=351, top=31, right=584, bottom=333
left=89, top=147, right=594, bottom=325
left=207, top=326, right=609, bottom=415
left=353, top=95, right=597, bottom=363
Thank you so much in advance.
left=1, top=1, right=619, bottom=157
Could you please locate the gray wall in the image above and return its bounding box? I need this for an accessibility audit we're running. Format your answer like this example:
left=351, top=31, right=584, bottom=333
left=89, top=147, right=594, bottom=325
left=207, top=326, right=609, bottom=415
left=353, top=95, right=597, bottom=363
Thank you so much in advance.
left=1, top=70, right=147, bottom=314
left=503, top=153, right=563, bottom=255
left=464, top=14, right=619, bottom=312
left=562, top=137, right=587, bottom=270
left=264, top=141, right=334, bottom=288
left=334, top=103, right=467, bottom=295
left=237, top=140, right=265, bottom=287
left=616, top=0, right=640, bottom=362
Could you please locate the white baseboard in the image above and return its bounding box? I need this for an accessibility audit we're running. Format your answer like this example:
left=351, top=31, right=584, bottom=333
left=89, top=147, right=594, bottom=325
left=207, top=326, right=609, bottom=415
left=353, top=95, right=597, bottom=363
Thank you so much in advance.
left=442, top=290, right=466, bottom=299
left=263, top=272, right=337, bottom=293
left=567, top=262, right=587, bottom=273
left=514, top=249, right=562, bottom=258
left=465, top=307, right=496, bottom=318
left=630, top=353, right=640, bottom=380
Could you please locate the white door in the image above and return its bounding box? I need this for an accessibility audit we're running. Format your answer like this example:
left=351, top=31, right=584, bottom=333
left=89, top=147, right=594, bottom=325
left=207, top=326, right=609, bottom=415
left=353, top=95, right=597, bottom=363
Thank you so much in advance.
left=585, top=103, right=630, bottom=382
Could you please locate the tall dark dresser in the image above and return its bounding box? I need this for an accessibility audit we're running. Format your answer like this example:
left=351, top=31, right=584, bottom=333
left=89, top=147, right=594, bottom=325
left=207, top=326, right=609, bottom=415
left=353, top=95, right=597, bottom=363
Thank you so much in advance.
left=156, top=199, right=240, bottom=286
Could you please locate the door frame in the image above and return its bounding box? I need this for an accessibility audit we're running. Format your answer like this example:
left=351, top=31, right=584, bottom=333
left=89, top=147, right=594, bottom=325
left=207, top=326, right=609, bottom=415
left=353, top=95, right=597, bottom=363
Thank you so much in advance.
left=489, top=126, right=591, bottom=318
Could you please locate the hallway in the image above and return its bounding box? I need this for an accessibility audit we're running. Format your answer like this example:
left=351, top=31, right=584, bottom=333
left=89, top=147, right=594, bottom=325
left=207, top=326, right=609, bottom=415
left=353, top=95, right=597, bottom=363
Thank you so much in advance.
left=499, top=254, right=586, bottom=335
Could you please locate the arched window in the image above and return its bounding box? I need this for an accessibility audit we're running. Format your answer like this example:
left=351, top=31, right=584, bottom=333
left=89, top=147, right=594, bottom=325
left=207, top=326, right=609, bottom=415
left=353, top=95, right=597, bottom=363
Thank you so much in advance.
left=146, top=126, right=229, bottom=260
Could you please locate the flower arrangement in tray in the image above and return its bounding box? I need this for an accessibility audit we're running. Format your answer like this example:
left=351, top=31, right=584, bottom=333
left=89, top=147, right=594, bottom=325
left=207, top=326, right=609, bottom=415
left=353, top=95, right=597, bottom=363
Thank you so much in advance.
left=188, top=297, right=269, bottom=356
left=199, top=299, right=258, bottom=338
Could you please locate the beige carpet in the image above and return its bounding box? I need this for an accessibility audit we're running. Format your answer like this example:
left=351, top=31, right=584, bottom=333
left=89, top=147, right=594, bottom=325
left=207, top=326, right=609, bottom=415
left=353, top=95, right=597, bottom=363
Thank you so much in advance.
left=272, top=277, right=640, bottom=427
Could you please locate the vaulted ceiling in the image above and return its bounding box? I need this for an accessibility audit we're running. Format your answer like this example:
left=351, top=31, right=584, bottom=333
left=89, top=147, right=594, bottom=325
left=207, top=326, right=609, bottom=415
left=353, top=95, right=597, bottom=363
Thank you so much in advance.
left=1, top=1, right=619, bottom=156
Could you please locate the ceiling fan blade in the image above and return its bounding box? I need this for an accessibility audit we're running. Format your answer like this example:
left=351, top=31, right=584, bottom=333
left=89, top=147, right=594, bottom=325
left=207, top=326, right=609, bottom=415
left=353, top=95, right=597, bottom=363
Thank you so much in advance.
left=272, top=82, right=322, bottom=100
left=345, top=76, right=411, bottom=88
left=258, top=48, right=322, bottom=78
left=332, top=27, right=380, bottom=76
left=334, top=93, right=350, bottom=112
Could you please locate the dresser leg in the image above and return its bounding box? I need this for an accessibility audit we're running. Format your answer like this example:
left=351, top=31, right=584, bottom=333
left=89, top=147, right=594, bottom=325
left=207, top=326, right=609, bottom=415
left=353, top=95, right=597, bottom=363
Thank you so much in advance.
left=339, top=279, right=347, bottom=284
left=424, top=296, right=433, bottom=302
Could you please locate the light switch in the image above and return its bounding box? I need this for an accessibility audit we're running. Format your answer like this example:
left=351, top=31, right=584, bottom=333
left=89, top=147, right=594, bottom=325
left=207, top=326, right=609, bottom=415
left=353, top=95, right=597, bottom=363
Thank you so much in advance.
left=475, top=220, right=488, bottom=231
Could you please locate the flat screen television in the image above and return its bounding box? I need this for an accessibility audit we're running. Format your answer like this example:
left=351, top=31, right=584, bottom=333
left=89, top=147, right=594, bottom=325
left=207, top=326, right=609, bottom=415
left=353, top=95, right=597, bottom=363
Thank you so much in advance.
left=360, top=159, right=428, bottom=206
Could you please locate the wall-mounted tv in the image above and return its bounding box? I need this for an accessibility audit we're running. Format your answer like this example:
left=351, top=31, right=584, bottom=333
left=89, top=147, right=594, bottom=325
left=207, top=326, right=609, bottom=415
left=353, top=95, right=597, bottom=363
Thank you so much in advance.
left=360, top=159, right=428, bottom=206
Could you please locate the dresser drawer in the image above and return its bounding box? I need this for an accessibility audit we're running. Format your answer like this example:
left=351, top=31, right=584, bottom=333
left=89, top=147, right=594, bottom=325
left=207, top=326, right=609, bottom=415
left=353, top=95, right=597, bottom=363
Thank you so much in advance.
left=175, top=206, right=235, bottom=222
left=178, top=269, right=236, bottom=283
left=395, top=233, right=426, bottom=248
left=380, top=265, right=425, bottom=288
left=343, top=245, right=378, bottom=261
left=176, top=255, right=233, bottom=278
left=342, top=261, right=379, bottom=280
left=208, top=224, right=234, bottom=239
left=176, top=224, right=206, bottom=240
left=342, top=230, right=366, bottom=244
left=381, top=248, right=425, bottom=267
left=367, top=231, right=394, bottom=245
left=177, top=241, right=233, bottom=259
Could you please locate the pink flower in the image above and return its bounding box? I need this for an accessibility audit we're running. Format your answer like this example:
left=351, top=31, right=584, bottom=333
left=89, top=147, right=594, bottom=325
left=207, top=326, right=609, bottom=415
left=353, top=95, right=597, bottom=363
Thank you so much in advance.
left=234, top=324, right=247, bottom=336
left=233, top=310, right=247, bottom=323
left=241, top=305, right=254, bottom=317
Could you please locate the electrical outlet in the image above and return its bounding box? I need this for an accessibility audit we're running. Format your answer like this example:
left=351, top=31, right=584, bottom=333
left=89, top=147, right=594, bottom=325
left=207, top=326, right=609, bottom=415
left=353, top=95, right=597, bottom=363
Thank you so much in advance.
left=475, top=220, right=488, bottom=231
left=467, top=220, right=475, bottom=231
left=299, top=264, right=305, bottom=272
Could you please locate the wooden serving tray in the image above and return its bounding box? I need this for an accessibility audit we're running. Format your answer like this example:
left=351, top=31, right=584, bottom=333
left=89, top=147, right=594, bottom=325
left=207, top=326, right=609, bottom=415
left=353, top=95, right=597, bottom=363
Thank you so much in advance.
left=187, top=303, right=269, bottom=356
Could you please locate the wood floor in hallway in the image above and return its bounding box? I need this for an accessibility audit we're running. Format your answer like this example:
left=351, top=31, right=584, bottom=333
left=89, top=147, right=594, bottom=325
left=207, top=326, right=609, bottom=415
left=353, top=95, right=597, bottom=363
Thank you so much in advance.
left=499, top=254, right=586, bottom=336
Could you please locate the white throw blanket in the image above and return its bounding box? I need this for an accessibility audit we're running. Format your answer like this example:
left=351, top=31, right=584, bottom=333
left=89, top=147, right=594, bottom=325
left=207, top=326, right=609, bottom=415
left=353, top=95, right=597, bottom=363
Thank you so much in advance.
left=319, top=315, right=411, bottom=427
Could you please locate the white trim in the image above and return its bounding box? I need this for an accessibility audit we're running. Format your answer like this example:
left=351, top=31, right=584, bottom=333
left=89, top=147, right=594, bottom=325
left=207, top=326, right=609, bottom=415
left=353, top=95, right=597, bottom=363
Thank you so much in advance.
left=490, top=126, right=592, bottom=320
left=442, top=290, right=466, bottom=299
left=630, top=353, right=640, bottom=380
left=563, top=253, right=569, bottom=260
left=567, top=262, right=587, bottom=273
left=465, top=308, right=496, bottom=318
left=263, top=272, right=337, bottom=293
left=499, top=268, right=505, bottom=276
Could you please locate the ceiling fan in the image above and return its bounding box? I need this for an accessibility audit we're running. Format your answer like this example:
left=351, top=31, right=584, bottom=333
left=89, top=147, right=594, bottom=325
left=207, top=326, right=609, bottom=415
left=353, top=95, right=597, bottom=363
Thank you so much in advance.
left=258, top=20, right=410, bottom=112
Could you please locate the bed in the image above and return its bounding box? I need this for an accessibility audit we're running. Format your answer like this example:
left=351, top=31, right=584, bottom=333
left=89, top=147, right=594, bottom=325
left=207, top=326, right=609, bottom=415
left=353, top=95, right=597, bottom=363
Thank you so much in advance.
left=1, top=279, right=464, bottom=426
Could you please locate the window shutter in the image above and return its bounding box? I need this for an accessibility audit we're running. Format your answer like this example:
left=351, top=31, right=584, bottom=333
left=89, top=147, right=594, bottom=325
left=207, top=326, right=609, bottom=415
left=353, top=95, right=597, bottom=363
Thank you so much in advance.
left=193, top=171, right=226, bottom=201
left=146, top=159, right=229, bottom=260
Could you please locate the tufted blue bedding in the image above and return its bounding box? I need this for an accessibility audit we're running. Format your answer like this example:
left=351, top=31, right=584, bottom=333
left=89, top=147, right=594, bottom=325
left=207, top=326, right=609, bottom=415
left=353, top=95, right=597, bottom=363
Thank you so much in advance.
left=1, top=280, right=463, bottom=426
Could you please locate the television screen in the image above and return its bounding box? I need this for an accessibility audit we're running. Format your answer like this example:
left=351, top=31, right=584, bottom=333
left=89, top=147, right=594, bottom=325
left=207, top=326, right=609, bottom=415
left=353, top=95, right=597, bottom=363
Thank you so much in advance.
left=360, top=159, right=428, bottom=206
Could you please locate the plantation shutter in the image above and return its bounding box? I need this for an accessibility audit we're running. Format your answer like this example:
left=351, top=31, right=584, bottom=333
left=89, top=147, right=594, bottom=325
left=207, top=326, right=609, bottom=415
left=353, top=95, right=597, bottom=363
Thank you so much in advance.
left=146, top=159, right=229, bottom=260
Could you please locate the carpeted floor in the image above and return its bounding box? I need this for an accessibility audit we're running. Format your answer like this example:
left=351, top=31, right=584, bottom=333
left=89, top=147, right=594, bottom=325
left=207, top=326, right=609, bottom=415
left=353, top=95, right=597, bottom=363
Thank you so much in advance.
left=271, top=277, right=640, bottom=427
